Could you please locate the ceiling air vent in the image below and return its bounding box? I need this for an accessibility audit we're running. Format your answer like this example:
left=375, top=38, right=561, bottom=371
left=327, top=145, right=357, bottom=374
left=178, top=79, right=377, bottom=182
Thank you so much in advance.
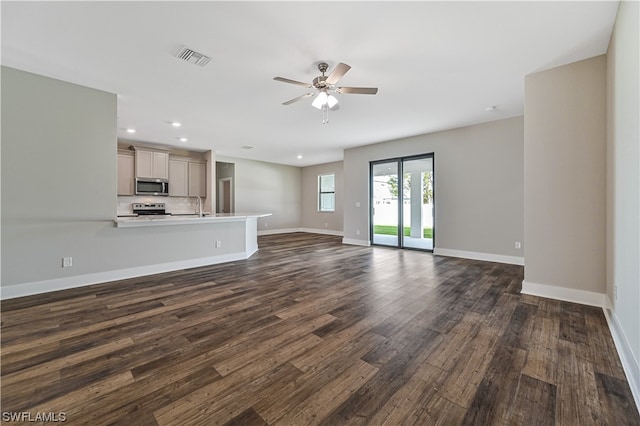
left=175, top=46, right=211, bottom=67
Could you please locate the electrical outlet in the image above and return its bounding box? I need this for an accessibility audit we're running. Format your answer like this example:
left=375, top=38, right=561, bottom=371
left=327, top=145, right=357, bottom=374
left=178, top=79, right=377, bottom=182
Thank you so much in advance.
left=215, top=240, right=222, bottom=248
left=62, top=257, right=72, bottom=268
left=355, top=202, right=361, bottom=207
left=356, top=229, right=360, bottom=235
left=515, top=241, right=521, bottom=249
left=324, top=222, right=328, bottom=227
left=264, top=222, right=268, bottom=227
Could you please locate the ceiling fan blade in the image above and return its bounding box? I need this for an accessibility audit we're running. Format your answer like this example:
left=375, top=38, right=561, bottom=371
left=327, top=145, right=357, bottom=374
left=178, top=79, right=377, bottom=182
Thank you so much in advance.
left=326, top=63, right=351, bottom=85
left=336, top=87, right=378, bottom=95
left=282, top=92, right=315, bottom=105
left=274, top=77, right=312, bottom=88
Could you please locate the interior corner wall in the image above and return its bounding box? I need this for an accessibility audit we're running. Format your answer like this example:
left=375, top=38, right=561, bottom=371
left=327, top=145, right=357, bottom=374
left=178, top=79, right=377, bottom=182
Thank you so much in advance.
left=606, top=0, right=640, bottom=402
left=301, top=161, right=344, bottom=234
left=215, top=155, right=302, bottom=232
left=523, top=55, right=607, bottom=297
left=343, top=117, right=524, bottom=259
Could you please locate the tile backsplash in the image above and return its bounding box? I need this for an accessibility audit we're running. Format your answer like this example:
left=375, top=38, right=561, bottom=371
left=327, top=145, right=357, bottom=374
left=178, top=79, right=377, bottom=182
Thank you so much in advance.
left=117, top=196, right=202, bottom=215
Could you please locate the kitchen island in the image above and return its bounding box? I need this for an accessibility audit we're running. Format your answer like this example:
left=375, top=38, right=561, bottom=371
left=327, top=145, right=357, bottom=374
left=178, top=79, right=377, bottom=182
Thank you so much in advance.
left=114, top=212, right=270, bottom=228
left=114, top=212, right=271, bottom=271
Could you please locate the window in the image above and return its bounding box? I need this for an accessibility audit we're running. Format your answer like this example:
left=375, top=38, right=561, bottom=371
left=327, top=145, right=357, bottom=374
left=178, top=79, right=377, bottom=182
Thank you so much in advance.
left=318, top=174, right=335, bottom=212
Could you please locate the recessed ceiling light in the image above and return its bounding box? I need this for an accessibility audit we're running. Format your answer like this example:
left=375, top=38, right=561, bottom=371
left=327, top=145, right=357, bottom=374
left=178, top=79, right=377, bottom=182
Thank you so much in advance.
left=126, top=128, right=136, bottom=133
left=171, top=122, right=182, bottom=127
left=179, top=137, right=188, bottom=142
left=242, top=145, right=254, bottom=150
left=485, top=106, right=497, bottom=112
left=297, top=154, right=303, bottom=159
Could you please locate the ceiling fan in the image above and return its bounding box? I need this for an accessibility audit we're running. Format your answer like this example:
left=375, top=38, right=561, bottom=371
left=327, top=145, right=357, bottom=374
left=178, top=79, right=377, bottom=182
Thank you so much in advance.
left=274, top=62, right=378, bottom=123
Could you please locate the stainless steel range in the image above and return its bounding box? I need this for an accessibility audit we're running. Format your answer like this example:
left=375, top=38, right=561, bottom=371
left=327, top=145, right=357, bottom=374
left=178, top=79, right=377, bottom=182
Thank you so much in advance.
left=132, top=203, right=167, bottom=215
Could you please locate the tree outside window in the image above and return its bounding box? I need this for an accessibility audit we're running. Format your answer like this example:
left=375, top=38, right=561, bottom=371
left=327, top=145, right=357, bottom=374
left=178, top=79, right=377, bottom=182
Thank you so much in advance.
left=387, top=172, right=433, bottom=203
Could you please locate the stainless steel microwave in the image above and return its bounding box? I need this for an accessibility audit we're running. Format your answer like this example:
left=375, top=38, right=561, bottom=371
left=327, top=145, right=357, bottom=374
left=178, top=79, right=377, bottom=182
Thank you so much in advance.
left=135, top=178, right=169, bottom=196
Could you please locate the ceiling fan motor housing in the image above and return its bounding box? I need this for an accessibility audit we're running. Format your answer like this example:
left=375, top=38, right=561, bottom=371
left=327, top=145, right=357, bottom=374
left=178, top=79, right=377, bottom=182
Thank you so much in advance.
left=313, top=75, right=329, bottom=89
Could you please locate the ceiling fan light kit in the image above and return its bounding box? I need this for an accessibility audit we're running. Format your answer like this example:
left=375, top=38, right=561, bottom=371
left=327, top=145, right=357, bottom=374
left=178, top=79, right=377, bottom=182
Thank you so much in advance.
left=311, top=91, right=338, bottom=110
left=274, top=62, right=378, bottom=124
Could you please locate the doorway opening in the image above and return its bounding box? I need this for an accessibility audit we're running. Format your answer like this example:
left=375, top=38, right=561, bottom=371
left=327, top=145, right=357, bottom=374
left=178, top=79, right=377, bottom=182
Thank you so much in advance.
left=216, top=162, right=235, bottom=213
left=370, top=154, right=434, bottom=251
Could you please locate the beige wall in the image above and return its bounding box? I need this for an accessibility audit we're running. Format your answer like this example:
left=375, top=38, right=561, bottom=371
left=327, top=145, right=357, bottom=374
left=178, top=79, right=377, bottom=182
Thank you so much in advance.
left=606, top=0, right=639, bottom=392
left=523, top=56, right=607, bottom=294
left=343, top=117, right=524, bottom=259
left=216, top=155, right=302, bottom=232
left=301, top=161, right=343, bottom=234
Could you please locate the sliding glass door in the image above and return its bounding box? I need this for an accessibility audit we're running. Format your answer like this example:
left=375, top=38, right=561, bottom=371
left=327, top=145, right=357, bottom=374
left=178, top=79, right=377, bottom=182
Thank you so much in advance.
left=371, top=161, right=400, bottom=247
left=370, top=154, right=434, bottom=251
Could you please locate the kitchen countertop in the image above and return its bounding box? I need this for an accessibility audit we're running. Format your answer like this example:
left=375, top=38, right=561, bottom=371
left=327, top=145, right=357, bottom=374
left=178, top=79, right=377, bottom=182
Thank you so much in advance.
left=114, top=212, right=271, bottom=228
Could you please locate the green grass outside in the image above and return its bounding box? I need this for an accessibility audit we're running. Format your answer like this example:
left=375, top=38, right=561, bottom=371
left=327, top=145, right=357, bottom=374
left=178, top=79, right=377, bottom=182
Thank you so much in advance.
left=374, top=225, right=433, bottom=239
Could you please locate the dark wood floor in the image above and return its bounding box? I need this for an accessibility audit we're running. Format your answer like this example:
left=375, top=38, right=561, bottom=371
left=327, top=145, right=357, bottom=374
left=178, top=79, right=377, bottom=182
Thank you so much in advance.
left=1, top=233, right=638, bottom=425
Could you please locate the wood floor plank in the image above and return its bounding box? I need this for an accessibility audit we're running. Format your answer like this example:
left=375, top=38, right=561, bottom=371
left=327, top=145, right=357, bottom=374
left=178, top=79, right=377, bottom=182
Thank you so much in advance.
left=594, top=371, right=640, bottom=426
left=427, top=311, right=483, bottom=372
left=584, top=308, right=628, bottom=380
left=223, top=407, right=268, bottom=426
left=460, top=344, right=528, bottom=425
left=522, top=315, right=560, bottom=385
left=154, top=362, right=303, bottom=425
left=507, top=374, right=557, bottom=426
left=1, top=232, right=637, bottom=425
left=556, top=339, right=606, bottom=426
left=319, top=328, right=444, bottom=425
left=65, top=366, right=222, bottom=426
left=254, top=331, right=385, bottom=423
left=28, top=370, right=135, bottom=418
left=367, top=359, right=450, bottom=425
left=272, top=359, right=378, bottom=426
left=1, top=337, right=134, bottom=387
left=437, top=324, right=501, bottom=409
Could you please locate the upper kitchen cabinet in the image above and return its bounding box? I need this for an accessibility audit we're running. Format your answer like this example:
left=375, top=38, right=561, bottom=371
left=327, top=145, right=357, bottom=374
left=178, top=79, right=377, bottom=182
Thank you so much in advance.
left=135, top=148, right=169, bottom=179
left=169, top=158, right=188, bottom=197
left=117, top=150, right=135, bottom=195
left=169, top=156, right=206, bottom=197
left=188, top=161, right=206, bottom=197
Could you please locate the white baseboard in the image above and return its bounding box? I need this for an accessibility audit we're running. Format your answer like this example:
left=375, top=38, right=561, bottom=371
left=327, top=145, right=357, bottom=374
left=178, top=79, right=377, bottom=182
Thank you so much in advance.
left=258, top=228, right=343, bottom=237
left=256, top=228, right=364, bottom=245
left=342, top=238, right=371, bottom=246
left=603, top=295, right=640, bottom=411
left=434, top=248, right=524, bottom=266
left=521, top=280, right=607, bottom=307
left=257, top=228, right=302, bottom=236
left=0, top=250, right=254, bottom=300
left=299, top=228, right=344, bottom=237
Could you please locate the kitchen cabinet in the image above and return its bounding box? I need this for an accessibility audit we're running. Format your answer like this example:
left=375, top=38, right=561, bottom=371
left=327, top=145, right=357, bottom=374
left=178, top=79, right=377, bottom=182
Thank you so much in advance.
left=168, top=157, right=206, bottom=197
left=188, top=162, right=206, bottom=197
left=169, top=159, right=188, bottom=197
left=135, top=149, right=169, bottom=179
left=117, top=151, right=135, bottom=195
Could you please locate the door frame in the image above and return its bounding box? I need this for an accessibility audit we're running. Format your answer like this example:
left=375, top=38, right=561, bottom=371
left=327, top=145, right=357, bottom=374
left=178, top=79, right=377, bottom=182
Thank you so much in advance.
left=218, top=177, right=233, bottom=213
left=369, top=153, right=435, bottom=252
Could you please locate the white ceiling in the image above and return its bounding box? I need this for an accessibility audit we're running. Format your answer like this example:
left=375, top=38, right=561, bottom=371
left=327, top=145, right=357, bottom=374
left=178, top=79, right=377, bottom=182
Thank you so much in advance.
left=1, top=1, right=619, bottom=166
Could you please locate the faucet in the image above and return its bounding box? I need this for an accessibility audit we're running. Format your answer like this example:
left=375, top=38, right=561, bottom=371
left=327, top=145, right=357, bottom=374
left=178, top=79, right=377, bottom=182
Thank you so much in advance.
left=196, top=196, right=203, bottom=217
